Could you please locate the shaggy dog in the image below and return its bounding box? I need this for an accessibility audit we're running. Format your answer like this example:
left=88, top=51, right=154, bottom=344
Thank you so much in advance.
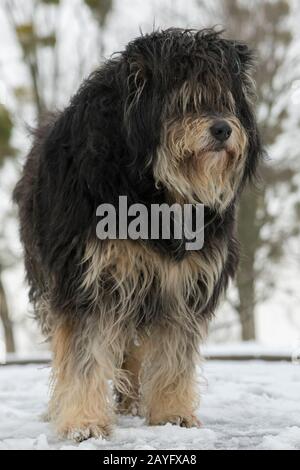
left=14, top=29, right=263, bottom=441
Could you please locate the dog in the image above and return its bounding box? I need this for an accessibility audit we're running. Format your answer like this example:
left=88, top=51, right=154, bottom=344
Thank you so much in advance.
left=13, top=28, right=263, bottom=441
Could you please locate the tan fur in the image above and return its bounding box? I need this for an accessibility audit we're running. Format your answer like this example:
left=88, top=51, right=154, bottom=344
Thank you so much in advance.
left=49, top=319, right=127, bottom=441
left=154, top=80, right=248, bottom=211
left=155, top=114, right=247, bottom=211
left=140, top=326, right=202, bottom=426
left=47, top=235, right=225, bottom=438
left=116, top=328, right=203, bottom=426
left=116, top=338, right=148, bottom=416
left=82, top=239, right=227, bottom=327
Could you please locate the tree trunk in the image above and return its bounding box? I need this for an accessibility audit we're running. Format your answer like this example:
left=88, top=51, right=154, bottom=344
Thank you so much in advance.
left=236, top=189, right=261, bottom=341
left=0, top=268, right=15, bottom=353
left=236, top=264, right=256, bottom=341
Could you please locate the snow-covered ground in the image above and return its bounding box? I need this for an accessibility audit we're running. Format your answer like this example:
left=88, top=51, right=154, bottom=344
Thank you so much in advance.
left=0, top=360, right=299, bottom=450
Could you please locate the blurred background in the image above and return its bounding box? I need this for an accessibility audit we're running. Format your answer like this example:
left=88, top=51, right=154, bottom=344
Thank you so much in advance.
left=0, top=0, right=299, bottom=357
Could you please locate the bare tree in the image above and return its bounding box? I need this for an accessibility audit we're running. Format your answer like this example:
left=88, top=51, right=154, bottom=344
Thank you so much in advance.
left=214, top=0, right=298, bottom=340
left=4, top=0, right=114, bottom=117
left=84, top=0, right=113, bottom=58
left=0, top=0, right=115, bottom=352
left=4, top=0, right=63, bottom=119
left=0, top=103, right=16, bottom=352
left=0, top=266, right=15, bottom=353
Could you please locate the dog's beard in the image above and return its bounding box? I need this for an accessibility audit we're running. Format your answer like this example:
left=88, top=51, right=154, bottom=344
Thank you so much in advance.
left=154, top=115, right=248, bottom=211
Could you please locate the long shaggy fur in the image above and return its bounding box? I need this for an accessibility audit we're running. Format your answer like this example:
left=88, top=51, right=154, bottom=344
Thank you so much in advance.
left=13, top=28, right=263, bottom=441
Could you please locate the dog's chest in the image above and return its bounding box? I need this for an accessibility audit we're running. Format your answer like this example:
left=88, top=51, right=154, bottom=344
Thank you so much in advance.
left=82, top=240, right=227, bottom=320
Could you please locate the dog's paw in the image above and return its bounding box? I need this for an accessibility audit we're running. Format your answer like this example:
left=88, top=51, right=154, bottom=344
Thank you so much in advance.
left=150, top=414, right=202, bottom=428
left=63, top=424, right=112, bottom=442
left=117, top=398, right=141, bottom=417
left=178, top=415, right=202, bottom=428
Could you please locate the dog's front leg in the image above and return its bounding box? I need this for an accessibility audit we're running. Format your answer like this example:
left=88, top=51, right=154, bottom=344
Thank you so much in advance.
left=141, top=325, right=202, bottom=428
left=48, top=319, right=115, bottom=442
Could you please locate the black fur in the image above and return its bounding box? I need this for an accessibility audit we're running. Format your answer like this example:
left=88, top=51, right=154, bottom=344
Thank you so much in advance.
left=13, top=28, right=263, bottom=328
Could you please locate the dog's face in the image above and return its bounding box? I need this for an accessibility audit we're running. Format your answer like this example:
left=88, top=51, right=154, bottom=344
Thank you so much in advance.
left=155, top=109, right=248, bottom=211
left=122, top=29, right=262, bottom=211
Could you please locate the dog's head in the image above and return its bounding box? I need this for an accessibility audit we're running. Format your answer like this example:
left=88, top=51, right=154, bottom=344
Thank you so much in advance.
left=121, top=28, right=262, bottom=211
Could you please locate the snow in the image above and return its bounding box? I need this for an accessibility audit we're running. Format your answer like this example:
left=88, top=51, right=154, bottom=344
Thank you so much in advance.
left=0, top=361, right=299, bottom=450
left=2, top=341, right=297, bottom=366
left=203, top=341, right=298, bottom=360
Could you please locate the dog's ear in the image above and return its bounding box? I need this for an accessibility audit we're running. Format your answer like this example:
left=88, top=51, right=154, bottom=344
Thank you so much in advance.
left=122, top=58, right=164, bottom=175
left=230, top=43, right=265, bottom=185
left=234, top=41, right=258, bottom=105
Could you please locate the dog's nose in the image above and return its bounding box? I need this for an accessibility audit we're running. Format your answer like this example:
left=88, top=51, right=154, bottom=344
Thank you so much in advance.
left=210, top=121, right=232, bottom=143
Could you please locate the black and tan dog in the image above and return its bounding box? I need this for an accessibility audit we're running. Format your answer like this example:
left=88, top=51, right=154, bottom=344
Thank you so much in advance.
left=14, top=29, right=263, bottom=441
